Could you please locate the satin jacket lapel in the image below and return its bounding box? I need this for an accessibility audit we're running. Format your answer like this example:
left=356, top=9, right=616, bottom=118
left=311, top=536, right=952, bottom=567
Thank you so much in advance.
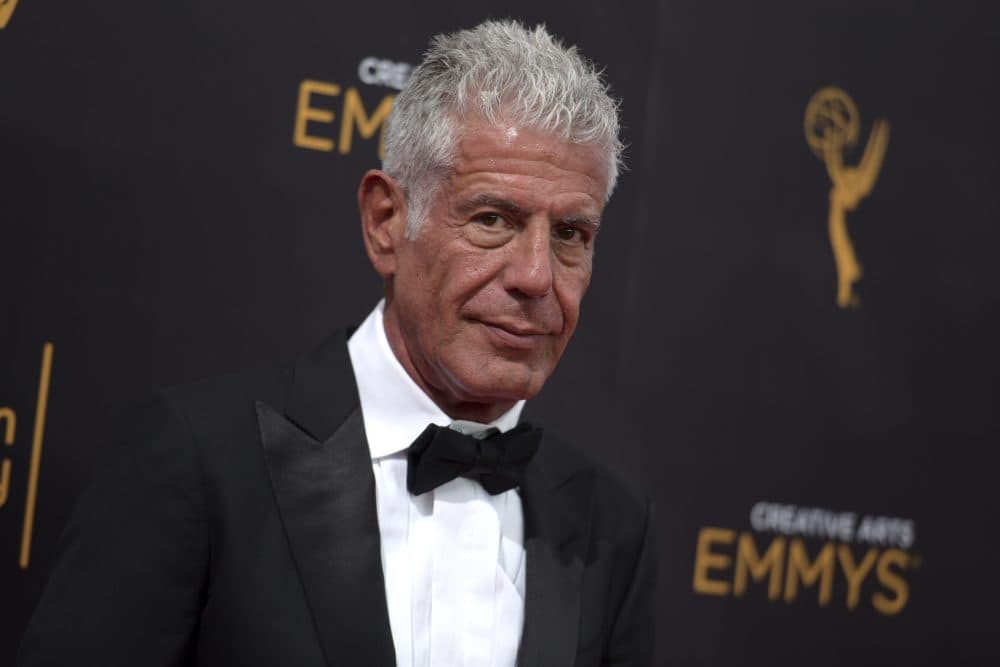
left=257, top=333, right=395, bottom=667
left=517, top=434, right=595, bottom=667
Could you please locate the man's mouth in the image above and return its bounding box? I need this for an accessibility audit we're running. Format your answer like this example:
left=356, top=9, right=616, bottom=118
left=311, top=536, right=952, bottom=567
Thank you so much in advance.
left=477, top=320, right=551, bottom=349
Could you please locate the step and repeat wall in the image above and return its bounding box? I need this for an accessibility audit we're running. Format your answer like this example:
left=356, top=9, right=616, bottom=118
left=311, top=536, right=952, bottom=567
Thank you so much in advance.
left=2, top=1, right=997, bottom=664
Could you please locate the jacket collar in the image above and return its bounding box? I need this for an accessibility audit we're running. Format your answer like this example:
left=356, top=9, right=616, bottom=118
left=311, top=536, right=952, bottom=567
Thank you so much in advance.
left=259, top=331, right=396, bottom=666
left=518, top=431, right=595, bottom=665
left=283, top=330, right=360, bottom=443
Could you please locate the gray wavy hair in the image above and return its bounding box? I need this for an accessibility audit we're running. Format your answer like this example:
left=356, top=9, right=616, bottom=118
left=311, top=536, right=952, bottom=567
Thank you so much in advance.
left=382, top=20, right=624, bottom=236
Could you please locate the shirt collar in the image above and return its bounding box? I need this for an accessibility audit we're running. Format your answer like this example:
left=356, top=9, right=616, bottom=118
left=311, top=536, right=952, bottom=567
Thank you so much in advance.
left=347, top=299, right=525, bottom=460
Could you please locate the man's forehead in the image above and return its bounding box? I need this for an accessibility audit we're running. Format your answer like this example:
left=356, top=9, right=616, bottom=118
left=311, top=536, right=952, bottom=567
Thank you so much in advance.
left=449, top=122, right=609, bottom=199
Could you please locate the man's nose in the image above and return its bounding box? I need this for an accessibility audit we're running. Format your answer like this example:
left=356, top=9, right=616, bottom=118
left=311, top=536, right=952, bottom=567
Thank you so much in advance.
left=502, top=223, right=554, bottom=298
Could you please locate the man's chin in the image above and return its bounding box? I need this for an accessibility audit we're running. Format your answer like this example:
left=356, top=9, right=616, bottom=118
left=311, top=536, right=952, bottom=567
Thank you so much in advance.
left=444, top=363, right=549, bottom=409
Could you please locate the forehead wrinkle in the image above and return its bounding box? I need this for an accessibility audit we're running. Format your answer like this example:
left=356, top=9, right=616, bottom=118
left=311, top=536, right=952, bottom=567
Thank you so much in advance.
left=451, top=163, right=606, bottom=211
left=454, top=179, right=602, bottom=223
left=447, top=126, right=609, bottom=221
left=452, top=128, right=608, bottom=190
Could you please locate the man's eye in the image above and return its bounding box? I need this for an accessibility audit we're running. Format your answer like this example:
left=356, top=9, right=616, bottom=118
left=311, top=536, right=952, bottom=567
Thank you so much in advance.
left=554, top=225, right=583, bottom=243
left=474, top=213, right=505, bottom=227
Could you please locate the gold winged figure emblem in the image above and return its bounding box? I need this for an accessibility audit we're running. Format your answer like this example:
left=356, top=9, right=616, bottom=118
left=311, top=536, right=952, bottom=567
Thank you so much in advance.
left=0, top=0, right=20, bottom=29
left=805, top=87, right=890, bottom=308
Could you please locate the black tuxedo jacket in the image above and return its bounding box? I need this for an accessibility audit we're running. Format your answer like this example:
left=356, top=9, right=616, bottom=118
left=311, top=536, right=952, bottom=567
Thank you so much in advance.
left=18, top=332, right=654, bottom=666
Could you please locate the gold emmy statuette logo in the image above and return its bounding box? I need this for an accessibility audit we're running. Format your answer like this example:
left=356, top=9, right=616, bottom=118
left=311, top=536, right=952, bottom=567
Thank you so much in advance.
left=804, top=87, right=890, bottom=308
left=0, top=0, right=20, bottom=29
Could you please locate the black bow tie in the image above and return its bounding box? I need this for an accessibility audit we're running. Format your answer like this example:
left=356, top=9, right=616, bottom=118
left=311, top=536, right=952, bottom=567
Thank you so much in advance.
left=406, top=423, right=542, bottom=496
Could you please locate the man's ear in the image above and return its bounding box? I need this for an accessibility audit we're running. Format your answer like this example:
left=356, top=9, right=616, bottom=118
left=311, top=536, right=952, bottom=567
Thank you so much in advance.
left=358, top=170, right=408, bottom=279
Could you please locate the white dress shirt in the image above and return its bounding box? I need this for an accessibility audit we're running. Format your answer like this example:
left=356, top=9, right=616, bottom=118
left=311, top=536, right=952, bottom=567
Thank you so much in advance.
left=347, top=300, right=526, bottom=667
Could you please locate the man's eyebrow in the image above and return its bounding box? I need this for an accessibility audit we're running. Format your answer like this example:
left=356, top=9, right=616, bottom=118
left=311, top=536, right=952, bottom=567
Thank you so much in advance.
left=460, top=193, right=602, bottom=228
left=459, top=194, right=529, bottom=217
left=557, top=215, right=602, bottom=230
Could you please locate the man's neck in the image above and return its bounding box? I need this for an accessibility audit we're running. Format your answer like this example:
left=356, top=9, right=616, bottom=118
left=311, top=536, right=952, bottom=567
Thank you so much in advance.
left=381, top=306, right=517, bottom=424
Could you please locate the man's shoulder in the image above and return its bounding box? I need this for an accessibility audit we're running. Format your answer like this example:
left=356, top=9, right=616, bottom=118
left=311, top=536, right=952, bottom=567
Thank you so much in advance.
left=157, top=361, right=293, bottom=427
left=114, top=330, right=355, bottom=463
left=156, top=330, right=355, bottom=431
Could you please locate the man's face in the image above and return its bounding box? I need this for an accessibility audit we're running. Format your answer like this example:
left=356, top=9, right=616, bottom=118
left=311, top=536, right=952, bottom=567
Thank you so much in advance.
left=380, top=120, right=608, bottom=418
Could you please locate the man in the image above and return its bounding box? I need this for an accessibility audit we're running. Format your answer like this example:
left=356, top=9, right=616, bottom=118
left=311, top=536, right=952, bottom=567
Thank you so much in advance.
left=18, top=20, right=654, bottom=667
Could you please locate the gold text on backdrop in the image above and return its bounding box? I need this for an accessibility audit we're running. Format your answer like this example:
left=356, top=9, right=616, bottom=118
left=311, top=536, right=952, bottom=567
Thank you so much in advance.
left=0, top=343, right=54, bottom=568
left=804, top=87, right=890, bottom=308
left=0, top=0, right=19, bottom=29
left=20, top=343, right=53, bottom=568
left=0, top=407, right=14, bottom=506
left=692, top=501, right=918, bottom=615
left=293, top=80, right=395, bottom=158
left=292, top=58, right=411, bottom=159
